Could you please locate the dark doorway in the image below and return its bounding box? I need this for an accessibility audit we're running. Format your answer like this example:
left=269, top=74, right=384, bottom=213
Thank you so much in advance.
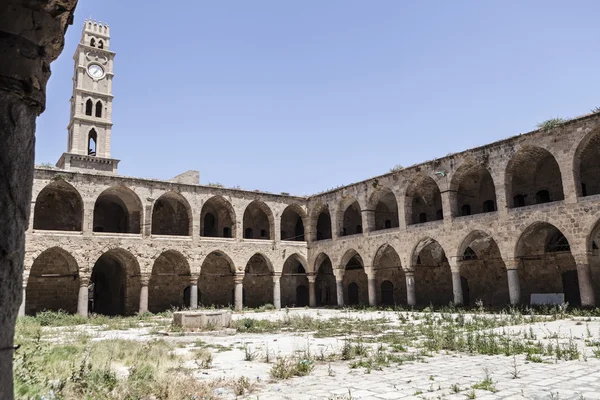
left=91, top=258, right=125, bottom=316
left=348, top=282, right=359, bottom=305
left=204, top=213, right=217, bottom=237
left=183, top=285, right=191, bottom=308
left=381, top=280, right=394, bottom=305
left=562, top=270, right=581, bottom=307
left=296, top=285, right=309, bottom=307
left=460, top=276, right=470, bottom=306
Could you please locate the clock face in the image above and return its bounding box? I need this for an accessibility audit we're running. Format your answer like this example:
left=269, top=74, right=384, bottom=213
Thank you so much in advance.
left=87, top=64, right=104, bottom=79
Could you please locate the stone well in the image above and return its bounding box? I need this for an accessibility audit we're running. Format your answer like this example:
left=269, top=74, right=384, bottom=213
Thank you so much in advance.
left=173, top=310, right=232, bottom=330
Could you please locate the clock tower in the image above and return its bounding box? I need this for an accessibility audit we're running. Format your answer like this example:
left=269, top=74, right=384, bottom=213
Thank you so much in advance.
left=57, top=19, right=119, bottom=173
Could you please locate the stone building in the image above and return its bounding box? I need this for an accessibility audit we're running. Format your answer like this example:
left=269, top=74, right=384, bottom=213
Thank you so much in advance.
left=20, top=20, right=600, bottom=317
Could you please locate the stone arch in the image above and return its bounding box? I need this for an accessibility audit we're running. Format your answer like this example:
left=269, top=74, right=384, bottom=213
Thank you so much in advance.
left=457, top=231, right=508, bottom=306
left=516, top=222, right=578, bottom=306
left=314, top=252, right=336, bottom=306
left=244, top=253, right=274, bottom=308
left=368, top=187, right=399, bottom=231
left=280, top=204, right=306, bottom=241
left=372, top=244, right=405, bottom=305
left=33, top=180, right=83, bottom=231
left=90, top=248, right=141, bottom=315
left=574, top=128, right=600, bottom=197
left=311, top=203, right=332, bottom=241
left=243, top=200, right=274, bottom=240
left=151, top=191, right=192, bottom=236
left=149, top=250, right=191, bottom=312
left=411, top=238, right=452, bottom=305
left=26, top=247, right=79, bottom=315
left=200, top=195, right=236, bottom=238
left=506, top=146, right=564, bottom=208
left=93, top=186, right=142, bottom=233
left=338, top=197, right=363, bottom=236
left=341, top=249, right=368, bottom=305
left=199, top=250, right=235, bottom=307
left=450, top=161, right=497, bottom=217
left=405, top=174, right=443, bottom=225
left=281, top=253, right=309, bottom=307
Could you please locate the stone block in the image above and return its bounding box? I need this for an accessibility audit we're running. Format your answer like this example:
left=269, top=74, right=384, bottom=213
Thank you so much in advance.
left=172, top=310, right=232, bottom=330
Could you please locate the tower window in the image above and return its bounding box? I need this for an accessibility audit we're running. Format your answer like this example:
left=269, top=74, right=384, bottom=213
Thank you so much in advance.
left=98, top=40, right=104, bottom=49
left=85, top=99, right=93, bottom=116
left=95, top=101, right=102, bottom=117
left=90, top=38, right=96, bottom=47
left=88, top=129, right=97, bottom=156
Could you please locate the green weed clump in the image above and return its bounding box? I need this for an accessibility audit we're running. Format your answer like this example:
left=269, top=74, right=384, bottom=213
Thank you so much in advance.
left=269, top=357, right=314, bottom=379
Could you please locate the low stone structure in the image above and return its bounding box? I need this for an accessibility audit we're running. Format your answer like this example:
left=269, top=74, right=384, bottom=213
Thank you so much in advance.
left=173, top=310, right=232, bottom=330
left=21, top=19, right=600, bottom=323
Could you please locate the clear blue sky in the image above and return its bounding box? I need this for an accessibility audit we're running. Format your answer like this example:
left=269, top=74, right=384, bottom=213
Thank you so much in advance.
left=36, top=1, right=600, bottom=196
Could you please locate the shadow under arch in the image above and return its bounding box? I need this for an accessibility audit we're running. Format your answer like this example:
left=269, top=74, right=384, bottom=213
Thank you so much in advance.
left=149, top=250, right=191, bottom=312
left=93, top=185, right=143, bottom=233
left=34, top=180, right=84, bottom=231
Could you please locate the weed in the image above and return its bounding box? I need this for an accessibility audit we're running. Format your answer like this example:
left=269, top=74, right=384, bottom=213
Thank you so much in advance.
left=244, top=343, right=258, bottom=361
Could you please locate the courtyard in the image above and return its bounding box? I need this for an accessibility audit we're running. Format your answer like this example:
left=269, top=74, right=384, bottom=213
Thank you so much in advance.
left=14, top=306, right=600, bottom=400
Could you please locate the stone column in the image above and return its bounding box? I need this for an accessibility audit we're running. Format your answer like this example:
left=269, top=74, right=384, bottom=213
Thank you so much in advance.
left=505, top=259, right=521, bottom=305
left=575, top=253, right=596, bottom=307
left=364, top=209, right=376, bottom=233
left=405, top=269, right=416, bottom=307
left=273, top=274, right=281, bottom=309
left=440, top=186, right=455, bottom=222
left=234, top=273, right=244, bottom=311
left=367, top=269, right=377, bottom=307
left=308, top=275, right=317, bottom=307
left=18, top=285, right=26, bottom=317
left=336, top=277, right=344, bottom=307
left=189, top=276, right=199, bottom=309
left=449, top=259, right=463, bottom=306
left=82, top=200, right=94, bottom=235
left=139, top=277, right=149, bottom=313
left=77, top=279, right=89, bottom=317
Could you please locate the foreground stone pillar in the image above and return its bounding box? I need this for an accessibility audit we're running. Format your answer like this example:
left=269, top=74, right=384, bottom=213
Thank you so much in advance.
left=0, top=2, right=78, bottom=398
left=234, top=274, right=244, bottom=311
left=336, top=278, right=344, bottom=307
left=273, top=274, right=281, bottom=309
left=405, top=270, right=416, bottom=307
left=77, top=279, right=89, bottom=317
left=308, top=275, right=316, bottom=307
left=505, top=259, right=521, bottom=305
left=451, top=271, right=463, bottom=306
left=189, top=282, right=199, bottom=310
left=139, top=279, right=149, bottom=313
left=367, top=272, right=377, bottom=307
left=18, top=286, right=26, bottom=317
left=575, top=254, right=596, bottom=307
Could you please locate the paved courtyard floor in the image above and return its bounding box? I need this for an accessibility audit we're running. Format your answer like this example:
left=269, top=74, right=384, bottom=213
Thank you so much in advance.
left=33, top=308, right=600, bottom=399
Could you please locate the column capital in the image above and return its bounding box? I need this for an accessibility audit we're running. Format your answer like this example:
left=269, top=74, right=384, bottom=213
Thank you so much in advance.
left=504, top=258, right=521, bottom=271
left=234, top=273, right=244, bottom=284
left=272, top=274, right=281, bottom=283
left=189, top=274, right=200, bottom=285
left=78, top=276, right=90, bottom=286
left=448, top=257, right=463, bottom=273
left=573, top=252, right=592, bottom=266
left=405, top=267, right=416, bottom=275
left=140, top=274, right=150, bottom=286
left=307, top=274, right=317, bottom=283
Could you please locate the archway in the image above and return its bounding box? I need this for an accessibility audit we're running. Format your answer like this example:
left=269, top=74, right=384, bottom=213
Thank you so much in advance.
left=450, top=162, right=497, bottom=217
left=243, top=201, right=273, bottom=240
left=280, top=254, right=309, bottom=307
left=405, top=175, right=443, bottom=225
left=244, top=254, right=274, bottom=308
left=457, top=231, right=509, bottom=306
left=370, top=188, right=399, bottom=231
left=516, top=222, right=578, bottom=306
left=338, top=198, right=363, bottom=236
left=149, top=250, right=191, bottom=312
left=506, top=146, right=564, bottom=208
left=151, top=192, right=192, bottom=236
left=90, top=249, right=141, bottom=316
left=26, top=248, right=79, bottom=315
left=372, top=244, right=405, bottom=305
left=281, top=205, right=306, bottom=241
left=412, top=238, right=452, bottom=306
left=200, top=196, right=236, bottom=238
left=575, top=129, right=600, bottom=197
left=312, top=204, right=332, bottom=241
left=33, top=180, right=83, bottom=231
left=341, top=250, right=368, bottom=305
left=93, top=186, right=142, bottom=233
left=199, top=251, right=235, bottom=307
left=315, top=254, right=337, bottom=306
